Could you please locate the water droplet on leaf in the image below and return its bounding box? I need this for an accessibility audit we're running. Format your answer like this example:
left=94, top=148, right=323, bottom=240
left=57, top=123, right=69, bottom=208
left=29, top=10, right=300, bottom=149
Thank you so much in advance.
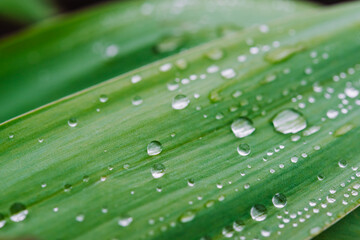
left=272, top=109, right=306, bottom=134
left=147, top=141, right=162, bottom=156
left=10, top=203, right=28, bottom=222
left=231, top=118, right=255, bottom=138
left=250, top=204, right=267, bottom=221
left=237, top=143, right=251, bottom=156
left=272, top=193, right=287, bottom=208
left=151, top=163, right=166, bottom=179
left=172, top=95, right=190, bottom=110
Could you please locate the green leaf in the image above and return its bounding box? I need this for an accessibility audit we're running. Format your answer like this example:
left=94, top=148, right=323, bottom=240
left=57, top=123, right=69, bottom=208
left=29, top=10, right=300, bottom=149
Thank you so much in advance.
left=1, top=1, right=360, bottom=240
left=314, top=207, right=360, bottom=239
left=0, top=0, right=316, bottom=122
left=0, top=0, right=56, bottom=23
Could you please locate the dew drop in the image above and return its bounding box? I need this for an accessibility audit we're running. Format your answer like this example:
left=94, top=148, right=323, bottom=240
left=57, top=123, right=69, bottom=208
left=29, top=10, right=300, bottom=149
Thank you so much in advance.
left=99, top=94, right=108, bottom=103
left=326, top=109, right=338, bottom=119
left=64, top=184, right=72, bottom=192
left=187, top=178, right=195, bottom=187
left=261, top=229, right=271, bottom=237
left=130, top=95, right=143, bottom=105
left=151, top=163, right=166, bottom=179
left=231, top=117, right=255, bottom=138
left=338, top=160, right=348, bottom=168
left=131, top=75, right=142, bottom=84
left=147, top=141, right=162, bottom=156
left=265, top=45, right=304, bottom=63
left=76, top=214, right=85, bottom=222
left=237, top=143, right=251, bottom=156
left=272, top=193, right=287, bottom=208
left=118, top=215, right=133, bottom=227
left=250, top=204, right=267, bottom=221
left=0, top=213, right=6, bottom=228
left=172, top=95, right=190, bottom=110
left=179, top=210, right=195, bottom=223
left=205, top=48, right=224, bottom=60
left=345, top=86, right=359, bottom=98
left=68, top=118, right=78, bottom=127
left=222, top=226, right=234, bottom=238
left=221, top=68, right=236, bottom=79
left=272, top=109, right=307, bottom=134
left=233, top=220, right=245, bottom=232
left=10, top=203, right=28, bottom=222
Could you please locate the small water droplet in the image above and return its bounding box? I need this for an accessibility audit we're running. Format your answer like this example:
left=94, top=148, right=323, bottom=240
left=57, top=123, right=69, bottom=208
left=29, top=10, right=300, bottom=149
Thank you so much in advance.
left=76, top=214, right=85, bottom=222
left=233, top=220, right=245, bottom=232
left=265, top=45, right=304, bottom=63
left=118, top=215, right=133, bottom=227
left=10, top=203, right=28, bottom=222
left=147, top=141, right=162, bottom=156
left=221, top=68, right=236, bottom=79
left=334, top=123, right=355, bottom=137
left=326, top=109, right=338, bottom=119
left=231, top=117, right=255, bottom=138
left=154, top=36, right=184, bottom=54
left=272, top=109, right=307, bottom=134
left=64, top=184, right=72, bottom=192
left=187, top=178, right=195, bottom=187
left=172, top=95, right=190, bottom=110
left=132, top=96, right=143, bottom=106
left=338, top=160, right=348, bottom=168
left=250, top=204, right=267, bottom=221
left=237, top=143, right=251, bottom=156
left=205, top=48, right=224, bottom=60
left=345, top=86, right=359, bottom=98
left=179, top=210, right=195, bottom=223
left=68, top=118, right=78, bottom=127
left=261, top=229, right=271, bottom=238
left=222, top=226, right=234, bottom=238
left=151, top=163, right=166, bottom=179
left=272, top=193, right=287, bottom=208
left=0, top=213, right=6, bottom=228
left=99, top=94, right=108, bottom=103
left=131, top=75, right=142, bottom=84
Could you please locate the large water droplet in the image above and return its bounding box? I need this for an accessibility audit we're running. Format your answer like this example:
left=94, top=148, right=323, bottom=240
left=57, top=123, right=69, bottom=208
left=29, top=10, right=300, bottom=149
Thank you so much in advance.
left=151, top=163, right=166, bottom=179
left=10, top=203, right=28, bottom=222
left=172, top=95, right=190, bottom=110
left=250, top=204, right=267, bottom=221
left=272, top=109, right=306, bottom=134
left=147, top=141, right=162, bottom=156
left=231, top=118, right=255, bottom=138
left=272, top=193, right=287, bottom=208
left=237, top=143, right=251, bottom=156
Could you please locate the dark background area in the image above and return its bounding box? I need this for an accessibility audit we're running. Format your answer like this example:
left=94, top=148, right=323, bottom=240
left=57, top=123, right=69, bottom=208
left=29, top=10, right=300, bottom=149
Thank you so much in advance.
left=0, top=0, right=356, bottom=38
